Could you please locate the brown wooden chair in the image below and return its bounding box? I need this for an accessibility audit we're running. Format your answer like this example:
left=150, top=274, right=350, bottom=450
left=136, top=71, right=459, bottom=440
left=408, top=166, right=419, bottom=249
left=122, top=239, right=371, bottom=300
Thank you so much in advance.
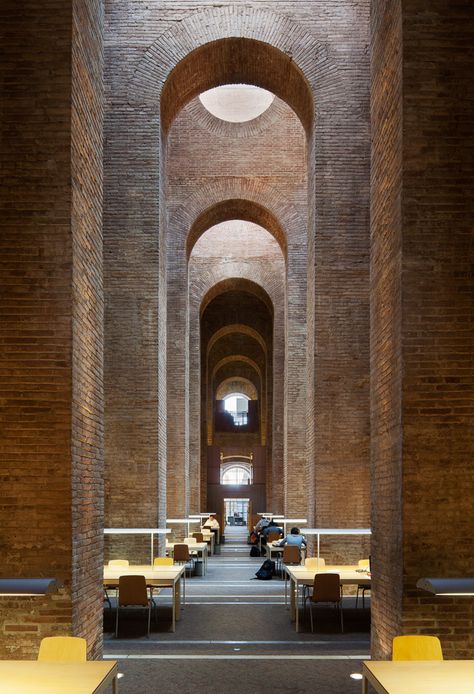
left=173, top=543, right=195, bottom=576
left=304, top=573, right=343, bottom=633
left=267, top=531, right=282, bottom=543
left=115, top=575, right=152, bottom=638
left=280, top=544, right=301, bottom=576
left=192, top=532, right=204, bottom=542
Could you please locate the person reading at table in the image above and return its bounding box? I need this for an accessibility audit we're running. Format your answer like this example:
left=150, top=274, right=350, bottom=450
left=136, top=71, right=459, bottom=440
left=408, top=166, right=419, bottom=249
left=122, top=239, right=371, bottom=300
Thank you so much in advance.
left=203, top=514, right=220, bottom=544
left=278, top=526, right=307, bottom=552
left=261, top=518, right=283, bottom=545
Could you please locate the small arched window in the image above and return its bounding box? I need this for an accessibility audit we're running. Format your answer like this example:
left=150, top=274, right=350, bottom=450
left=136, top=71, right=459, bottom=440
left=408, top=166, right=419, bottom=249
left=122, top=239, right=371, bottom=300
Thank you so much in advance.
left=220, top=463, right=252, bottom=485
left=223, top=393, right=249, bottom=426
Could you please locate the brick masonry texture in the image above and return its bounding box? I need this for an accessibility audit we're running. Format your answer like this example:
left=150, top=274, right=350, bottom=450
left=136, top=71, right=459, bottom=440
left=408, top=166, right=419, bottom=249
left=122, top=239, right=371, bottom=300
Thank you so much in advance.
left=0, top=0, right=103, bottom=659
left=3, top=0, right=472, bottom=663
left=105, top=0, right=371, bottom=645
left=371, top=0, right=474, bottom=659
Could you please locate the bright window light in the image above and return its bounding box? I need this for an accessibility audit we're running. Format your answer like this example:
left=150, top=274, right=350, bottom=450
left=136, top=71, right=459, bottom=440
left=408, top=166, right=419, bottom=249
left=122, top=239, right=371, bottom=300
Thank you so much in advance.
left=199, top=84, right=275, bottom=123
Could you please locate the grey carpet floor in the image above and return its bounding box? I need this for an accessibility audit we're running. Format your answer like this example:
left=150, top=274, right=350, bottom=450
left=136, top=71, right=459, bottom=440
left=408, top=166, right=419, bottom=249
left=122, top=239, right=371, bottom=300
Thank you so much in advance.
left=104, top=531, right=370, bottom=693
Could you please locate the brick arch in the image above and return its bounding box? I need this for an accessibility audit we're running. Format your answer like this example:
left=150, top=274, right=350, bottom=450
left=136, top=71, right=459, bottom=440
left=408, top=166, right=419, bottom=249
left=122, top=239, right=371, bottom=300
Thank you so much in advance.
left=161, top=38, right=313, bottom=135
left=187, top=199, right=287, bottom=262
left=184, top=95, right=292, bottom=141
left=200, top=278, right=274, bottom=318
left=212, top=355, right=262, bottom=385
left=216, top=377, right=258, bottom=402
left=207, top=324, right=268, bottom=358
left=128, top=6, right=336, bottom=132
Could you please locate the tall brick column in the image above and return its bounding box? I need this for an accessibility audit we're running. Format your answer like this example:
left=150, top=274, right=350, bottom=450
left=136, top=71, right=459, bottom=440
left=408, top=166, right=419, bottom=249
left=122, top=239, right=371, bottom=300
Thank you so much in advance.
left=371, top=0, right=474, bottom=659
left=0, top=0, right=104, bottom=658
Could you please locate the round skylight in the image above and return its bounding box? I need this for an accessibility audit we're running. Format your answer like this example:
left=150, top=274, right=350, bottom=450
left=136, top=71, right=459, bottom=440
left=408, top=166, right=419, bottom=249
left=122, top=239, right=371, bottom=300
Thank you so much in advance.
left=199, top=84, right=275, bottom=123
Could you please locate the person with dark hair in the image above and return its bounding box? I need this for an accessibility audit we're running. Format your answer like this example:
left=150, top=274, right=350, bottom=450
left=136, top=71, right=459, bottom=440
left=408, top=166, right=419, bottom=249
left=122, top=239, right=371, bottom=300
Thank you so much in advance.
left=278, top=526, right=307, bottom=550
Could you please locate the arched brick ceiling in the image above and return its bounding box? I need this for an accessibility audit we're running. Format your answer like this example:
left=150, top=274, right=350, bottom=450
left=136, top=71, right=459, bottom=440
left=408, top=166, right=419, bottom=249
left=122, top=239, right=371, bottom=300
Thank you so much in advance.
left=161, top=38, right=313, bottom=135
left=215, top=377, right=258, bottom=401
left=207, top=324, right=267, bottom=356
left=187, top=199, right=287, bottom=261
left=208, top=333, right=266, bottom=376
left=212, top=355, right=262, bottom=385
left=200, top=278, right=273, bottom=317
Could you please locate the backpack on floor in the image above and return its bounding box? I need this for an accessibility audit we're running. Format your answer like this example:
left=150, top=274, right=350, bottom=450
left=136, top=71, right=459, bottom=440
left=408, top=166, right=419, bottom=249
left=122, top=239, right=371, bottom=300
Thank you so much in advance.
left=255, top=559, right=275, bottom=580
left=250, top=545, right=261, bottom=557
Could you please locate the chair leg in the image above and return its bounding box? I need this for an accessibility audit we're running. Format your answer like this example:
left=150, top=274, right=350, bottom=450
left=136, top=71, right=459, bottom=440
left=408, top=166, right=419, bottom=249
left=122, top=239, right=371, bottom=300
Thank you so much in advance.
left=309, top=602, right=314, bottom=633
left=356, top=586, right=360, bottom=608
left=115, top=605, right=119, bottom=638
left=339, top=602, right=344, bottom=633
left=147, top=603, right=151, bottom=638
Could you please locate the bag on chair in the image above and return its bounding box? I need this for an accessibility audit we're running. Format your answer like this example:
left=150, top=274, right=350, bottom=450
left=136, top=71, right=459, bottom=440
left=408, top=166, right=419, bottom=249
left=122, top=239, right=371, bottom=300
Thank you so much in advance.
left=255, top=559, right=275, bottom=580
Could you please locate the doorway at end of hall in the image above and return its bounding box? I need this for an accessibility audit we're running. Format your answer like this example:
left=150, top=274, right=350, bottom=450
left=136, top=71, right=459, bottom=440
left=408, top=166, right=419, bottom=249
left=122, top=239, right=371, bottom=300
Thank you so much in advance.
left=224, top=498, right=249, bottom=527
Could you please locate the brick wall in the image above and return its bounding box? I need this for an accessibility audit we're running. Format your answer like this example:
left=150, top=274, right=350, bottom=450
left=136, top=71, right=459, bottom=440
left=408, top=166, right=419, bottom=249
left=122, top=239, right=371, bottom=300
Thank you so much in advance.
left=371, top=0, right=474, bottom=659
left=370, top=0, right=404, bottom=659
left=0, top=0, right=103, bottom=659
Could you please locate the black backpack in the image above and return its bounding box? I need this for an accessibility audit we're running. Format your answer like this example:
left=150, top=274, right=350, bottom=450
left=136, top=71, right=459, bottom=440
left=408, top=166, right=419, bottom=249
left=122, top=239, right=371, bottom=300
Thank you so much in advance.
left=250, top=545, right=261, bottom=557
left=255, top=559, right=275, bottom=580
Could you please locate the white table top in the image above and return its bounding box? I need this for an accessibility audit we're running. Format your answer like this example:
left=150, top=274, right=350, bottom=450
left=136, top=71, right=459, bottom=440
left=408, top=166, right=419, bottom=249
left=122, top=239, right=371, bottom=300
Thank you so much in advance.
left=0, top=660, right=117, bottom=694
left=104, top=564, right=184, bottom=582
left=363, top=660, right=474, bottom=694
left=286, top=564, right=371, bottom=586
left=166, top=542, right=207, bottom=551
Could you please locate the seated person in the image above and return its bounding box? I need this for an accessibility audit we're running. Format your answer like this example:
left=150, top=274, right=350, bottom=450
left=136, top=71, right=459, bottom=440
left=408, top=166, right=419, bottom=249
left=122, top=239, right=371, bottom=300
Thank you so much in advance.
left=278, top=526, right=307, bottom=550
left=203, top=514, right=220, bottom=544
left=261, top=519, right=283, bottom=544
left=203, top=514, right=219, bottom=529
left=254, top=516, right=270, bottom=534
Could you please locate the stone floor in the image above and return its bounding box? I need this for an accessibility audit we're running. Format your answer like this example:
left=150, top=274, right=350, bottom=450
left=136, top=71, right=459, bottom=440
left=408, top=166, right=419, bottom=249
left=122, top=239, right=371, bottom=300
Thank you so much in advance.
left=103, top=527, right=371, bottom=693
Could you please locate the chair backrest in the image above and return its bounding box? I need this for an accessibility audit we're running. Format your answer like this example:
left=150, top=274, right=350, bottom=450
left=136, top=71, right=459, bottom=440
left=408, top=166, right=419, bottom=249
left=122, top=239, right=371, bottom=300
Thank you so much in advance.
left=282, top=545, right=300, bottom=564
left=108, top=559, right=129, bottom=567
left=154, top=557, right=173, bottom=567
left=392, top=635, right=443, bottom=661
left=312, top=573, right=341, bottom=602
left=38, top=636, right=87, bottom=662
left=192, top=532, right=204, bottom=542
left=118, top=575, right=148, bottom=607
left=173, top=543, right=190, bottom=562
left=267, top=531, right=281, bottom=543
left=305, top=557, right=326, bottom=569
left=358, top=558, right=370, bottom=569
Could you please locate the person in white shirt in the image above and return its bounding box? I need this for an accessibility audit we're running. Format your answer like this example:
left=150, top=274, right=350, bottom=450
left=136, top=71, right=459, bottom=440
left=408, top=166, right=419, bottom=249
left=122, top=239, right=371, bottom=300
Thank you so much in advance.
left=203, top=515, right=219, bottom=529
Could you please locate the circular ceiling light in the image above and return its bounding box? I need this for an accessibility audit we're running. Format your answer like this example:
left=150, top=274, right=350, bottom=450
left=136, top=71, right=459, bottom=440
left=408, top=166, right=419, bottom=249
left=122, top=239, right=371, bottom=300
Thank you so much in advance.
left=199, top=84, right=275, bottom=123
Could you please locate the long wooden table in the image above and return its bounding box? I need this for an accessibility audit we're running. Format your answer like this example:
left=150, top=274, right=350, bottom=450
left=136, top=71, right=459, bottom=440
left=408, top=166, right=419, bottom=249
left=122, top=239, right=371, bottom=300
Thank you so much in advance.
left=0, top=660, right=118, bottom=693
left=103, top=564, right=185, bottom=632
left=166, top=541, right=208, bottom=574
left=285, top=564, right=371, bottom=632
left=362, top=660, right=474, bottom=694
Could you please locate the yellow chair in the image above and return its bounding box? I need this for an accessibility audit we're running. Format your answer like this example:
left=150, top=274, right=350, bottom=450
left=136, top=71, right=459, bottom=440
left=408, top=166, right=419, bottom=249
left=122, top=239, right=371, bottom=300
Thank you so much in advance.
left=305, top=557, right=326, bottom=569
left=38, top=636, right=87, bottom=662
left=154, top=557, right=173, bottom=567
left=392, top=635, right=443, bottom=661
left=108, top=559, right=129, bottom=567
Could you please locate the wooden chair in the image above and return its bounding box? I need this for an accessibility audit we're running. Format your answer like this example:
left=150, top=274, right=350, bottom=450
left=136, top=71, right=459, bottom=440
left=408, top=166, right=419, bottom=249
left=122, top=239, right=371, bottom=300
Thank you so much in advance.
left=115, top=575, right=152, bottom=638
left=173, top=543, right=195, bottom=576
left=267, top=531, right=282, bottom=543
left=356, top=558, right=370, bottom=608
left=392, top=635, right=443, bottom=661
left=192, top=532, right=204, bottom=542
left=105, top=559, right=130, bottom=607
left=304, top=573, right=343, bottom=633
left=38, top=636, right=87, bottom=662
